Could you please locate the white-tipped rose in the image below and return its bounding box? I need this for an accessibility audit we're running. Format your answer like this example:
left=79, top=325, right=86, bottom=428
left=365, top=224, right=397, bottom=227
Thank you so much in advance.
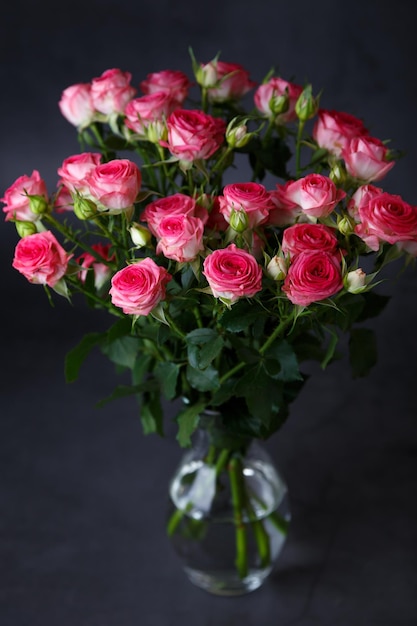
left=266, top=255, right=287, bottom=280
left=196, top=62, right=218, bottom=88
left=226, top=122, right=251, bottom=149
left=129, top=222, right=152, bottom=248
left=344, top=268, right=367, bottom=293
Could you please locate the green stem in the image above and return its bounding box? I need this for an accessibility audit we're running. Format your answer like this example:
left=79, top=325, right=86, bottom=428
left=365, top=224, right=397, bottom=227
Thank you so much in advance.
left=219, top=312, right=295, bottom=385
left=228, top=456, right=248, bottom=579
left=166, top=502, right=193, bottom=537
left=164, top=311, right=187, bottom=340
left=193, top=306, right=203, bottom=329
left=43, top=214, right=116, bottom=265
left=219, top=361, right=245, bottom=385
left=248, top=489, right=289, bottom=536
left=66, top=276, right=124, bottom=317
left=259, top=312, right=295, bottom=355
left=89, top=123, right=108, bottom=152
left=215, top=449, right=231, bottom=476
left=92, top=217, right=128, bottom=254
left=211, top=147, right=232, bottom=173
left=245, top=498, right=271, bottom=568
left=295, top=119, right=305, bottom=178
left=134, top=145, right=160, bottom=191
left=268, top=511, right=290, bottom=535
left=156, top=145, right=172, bottom=194
left=201, top=87, right=208, bottom=113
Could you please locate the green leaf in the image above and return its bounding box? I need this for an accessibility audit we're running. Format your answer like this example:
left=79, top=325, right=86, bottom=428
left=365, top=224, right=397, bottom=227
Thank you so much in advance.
left=65, top=332, right=105, bottom=383
left=141, top=392, right=164, bottom=436
left=95, top=380, right=159, bottom=408
left=264, top=339, right=303, bottom=381
left=186, top=328, right=218, bottom=344
left=106, top=317, right=134, bottom=341
left=101, top=336, right=141, bottom=369
left=186, top=364, right=220, bottom=392
left=349, top=327, right=377, bottom=378
left=220, top=300, right=265, bottom=332
left=198, top=337, right=224, bottom=369
left=155, top=362, right=180, bottom=400
left=186, top=328, right=224, bottom=370
left=234, top=364, right=284, bottom=429
left=331, top=293, right=365, bottom=331
left=356, top=291, right=391, bottom=322
left=247, top=135, right=292, bottom=180
left=321, top=327, right=340, bottom=370
left=210, top=378, right=236, bottom=407
left=176, top=400, right=207, bottom=447
left=132, top=354, right=153, bottom=386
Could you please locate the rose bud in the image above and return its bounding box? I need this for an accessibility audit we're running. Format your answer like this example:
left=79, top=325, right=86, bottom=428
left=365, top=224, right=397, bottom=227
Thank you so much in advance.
left=129, top=222, right=152, bottom=248
left=226, top=119, right=252, bottom=149
left=337, top=214, right=356, bottom=236
left=29, top=194, right=50, bottom=216
left=295, top=84, right=320, bottom=122
left=229, top=208, right=249, bottom=233
left=344, top=268, right=367, bottom=293
left=16, top=221, right=38, bottom=238
left=73, top=196, right=98, bottom=220
left=266, top=255, right=287, bottom=280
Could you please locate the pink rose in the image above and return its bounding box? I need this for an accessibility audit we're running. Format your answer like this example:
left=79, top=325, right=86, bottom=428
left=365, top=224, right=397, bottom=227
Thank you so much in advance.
left=282, top=223, right=339, bottom=259
left=109, top=258, right=172, bottom=316
left=266, top=182, right=303, bottom=226
left=342, top=136, right=395, bottom=183
left=54, top=186, right=74, bottom=213
left=161, top=109, right=226, bottom=163
left=58, top=83, right=95, bottom=128
left=86, top=159, right=141, bottom=213
left=347, top=184, right=384, bottom=220
left=57, top=152, right=102, bottom=194
left=12, top=230, right=71, bottom=287
left=140, top=69, right=191, bottom=105
left=77, top=243, right=114, bottom=290
left=283, top=173, right=346, bottom=219
left=155, top=214, right=204, bottom=262
left=282, top=250, right=343, bottom=306
left=141, top=193, right=208, bottom=235
left=203, top=243, right=263, bottom=303
left=254, top=77, right=303, bottom=124
left=354, top=192, right=417, bottom=251
left=2, top=170, right=48, bottom=222
left=218, top=182, right=274, bottom=228
left=312, top=109, right=369, bottom=157
left=90, top=68, right=136, bottom=115
left=203, top=61, right=256, bottom=102
left=124, top=92, right=177, bottom=137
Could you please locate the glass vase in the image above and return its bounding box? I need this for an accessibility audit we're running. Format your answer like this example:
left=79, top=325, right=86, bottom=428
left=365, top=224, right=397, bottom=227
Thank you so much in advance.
left=166, top=413, right=290, bottom=596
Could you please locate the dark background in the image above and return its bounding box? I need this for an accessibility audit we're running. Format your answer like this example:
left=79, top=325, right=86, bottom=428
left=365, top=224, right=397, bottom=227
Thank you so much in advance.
left=1, top=1, right=417, bottom=624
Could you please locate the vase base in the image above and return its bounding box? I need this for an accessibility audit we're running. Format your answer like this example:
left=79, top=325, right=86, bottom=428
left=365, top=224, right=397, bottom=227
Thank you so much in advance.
left=184, top=565, right=272, bottom=596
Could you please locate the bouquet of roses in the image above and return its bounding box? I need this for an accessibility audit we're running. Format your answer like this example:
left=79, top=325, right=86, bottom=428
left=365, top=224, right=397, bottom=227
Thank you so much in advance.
left=3, top=49, right=416, bottom=590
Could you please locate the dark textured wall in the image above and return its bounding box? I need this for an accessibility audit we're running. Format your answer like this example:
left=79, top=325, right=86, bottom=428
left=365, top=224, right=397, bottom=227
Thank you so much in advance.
left=1, top=1, right=417, bottom=624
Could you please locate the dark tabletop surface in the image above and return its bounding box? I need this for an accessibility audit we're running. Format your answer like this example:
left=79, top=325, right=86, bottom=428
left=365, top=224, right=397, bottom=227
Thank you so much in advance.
left=1, top=2, right=417, bottom=624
